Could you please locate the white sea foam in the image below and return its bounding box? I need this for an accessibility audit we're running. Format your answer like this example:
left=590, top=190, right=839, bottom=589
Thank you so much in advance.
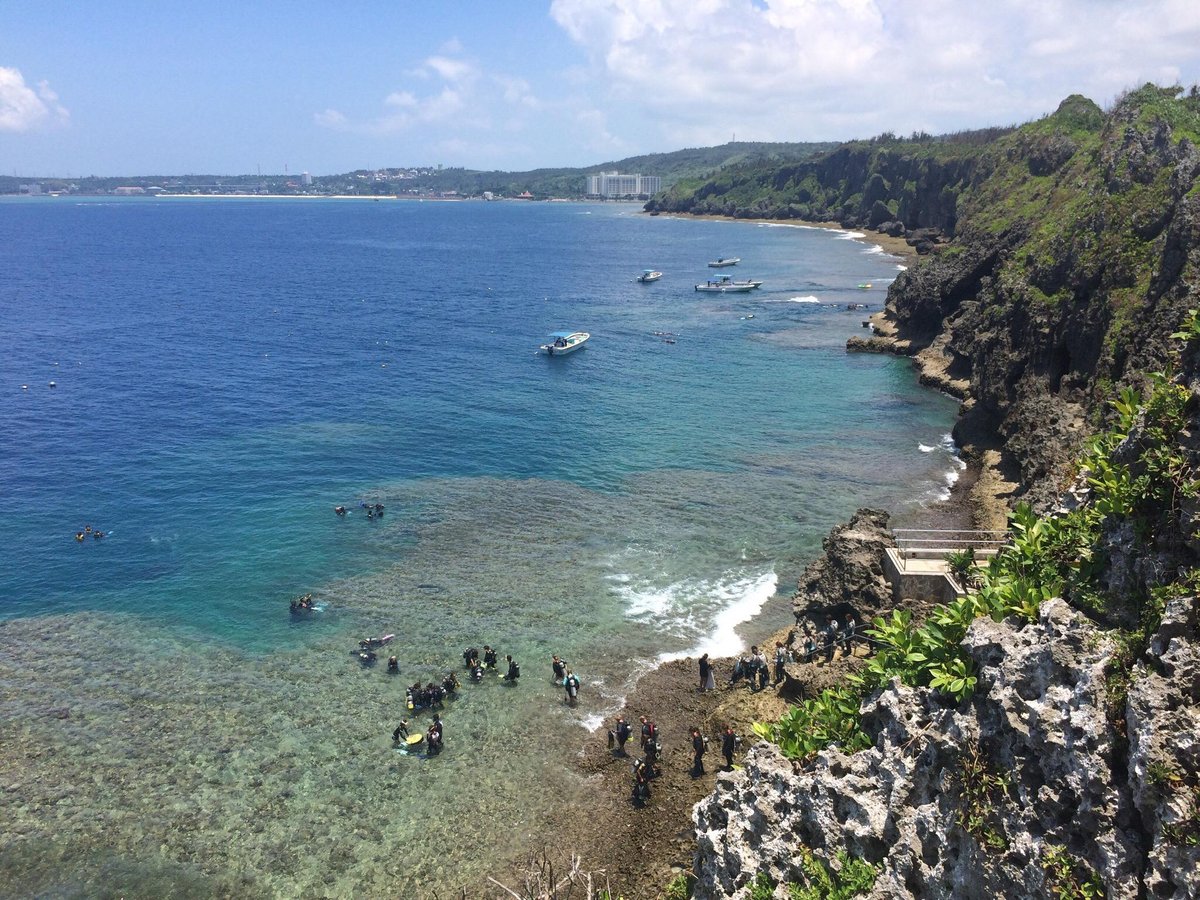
left=641, top=570, right=779, bottom=664
left=835, top=230, right=866, bottom=240
left=897, top=264, right=908, bottom=271
left=918, top=443, right=936, bottom=453
left=863, top=244, right=886, bottom=255
left=784, top=295, right=821, bottom=304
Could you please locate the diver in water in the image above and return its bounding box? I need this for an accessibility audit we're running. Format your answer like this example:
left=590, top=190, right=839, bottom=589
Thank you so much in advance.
left=427, top=716, right=444, bottom=754
left=551, top=654, right=567, bottom=681
left=483, top=646, right=498, bottom=670
left=463, top=647, right=479, bottom=669
left=392, top=719, right=409, bottom=742
left=503, top=655, right=520, bottom=682
left=387, top=655, right=399, bottom=674
left=563, top=669, right=581, bottom=707
left=442, top=672, right=460, bottom=696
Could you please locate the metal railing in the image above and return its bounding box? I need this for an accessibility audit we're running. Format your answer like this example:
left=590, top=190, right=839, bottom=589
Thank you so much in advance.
left=892, top=528, right=1009, bottom=562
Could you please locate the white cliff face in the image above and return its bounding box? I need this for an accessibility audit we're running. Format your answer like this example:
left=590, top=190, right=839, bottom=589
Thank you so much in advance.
left=693, top=598, right=1200, bottom=899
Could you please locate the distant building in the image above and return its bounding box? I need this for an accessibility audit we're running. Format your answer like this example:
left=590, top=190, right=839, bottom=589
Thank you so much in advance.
left=113, top=186, right=145, bottom=195
left=586, top=171, right=662, bottom=199
left=301, top=172, right=312, bottom=186
left=18, top=183, right=42, bottom=195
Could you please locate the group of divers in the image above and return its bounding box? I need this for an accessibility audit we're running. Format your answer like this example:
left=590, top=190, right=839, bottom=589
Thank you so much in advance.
left=369, top=642, right=587, bottom=759
left=73, top=525, right=107, bottom=541
left=333, top=502, right=385, bottom=519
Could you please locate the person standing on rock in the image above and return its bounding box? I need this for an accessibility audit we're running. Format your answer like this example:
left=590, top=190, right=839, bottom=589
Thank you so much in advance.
left=640, top=716, right=657, bottom=752
left=699, top=653, right=716, bottom=692
left=610, top=715, right=632, bottom=755
left=842, top=616, right=858, bottom=655
left=690, top=726, right=707, bottom=777
left=721, top=724, right=737, bottom=769
left=773, top=641, right=788, bottom=685
left=803, top=635, right=816, bottom=663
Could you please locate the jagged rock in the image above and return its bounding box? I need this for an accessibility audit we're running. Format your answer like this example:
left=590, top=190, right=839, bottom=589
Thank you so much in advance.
left=791, top=509, right=894, bottom=624
left=694, top=600, right=1147, bottom=899
left=1126, top=594, right=1200, bottom=900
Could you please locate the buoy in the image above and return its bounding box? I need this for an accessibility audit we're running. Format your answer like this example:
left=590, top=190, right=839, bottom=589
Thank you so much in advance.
left=48, top=381, right=56, bottom=388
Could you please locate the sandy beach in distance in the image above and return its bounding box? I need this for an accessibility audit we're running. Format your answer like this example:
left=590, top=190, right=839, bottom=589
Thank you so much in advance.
left=656, top=212, right=918, bottom=262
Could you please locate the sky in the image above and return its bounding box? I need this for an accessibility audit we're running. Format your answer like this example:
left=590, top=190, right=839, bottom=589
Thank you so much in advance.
left=2, top=0, right=1199, bottom=177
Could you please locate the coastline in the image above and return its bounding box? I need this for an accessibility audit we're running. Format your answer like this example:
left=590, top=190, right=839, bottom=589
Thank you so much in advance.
left=532, top=216, right=979, bottom=899
left=654, top=212, right=919, bottom=263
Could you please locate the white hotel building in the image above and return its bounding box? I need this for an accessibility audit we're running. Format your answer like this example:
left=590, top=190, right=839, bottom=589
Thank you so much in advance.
left=586, top=171, right=663, bottom=198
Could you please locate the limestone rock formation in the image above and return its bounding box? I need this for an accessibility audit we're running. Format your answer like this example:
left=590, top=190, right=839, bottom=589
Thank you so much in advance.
left=790, top=508, right=894, bottom=624
left=692, top=598, right=1199, bottom=899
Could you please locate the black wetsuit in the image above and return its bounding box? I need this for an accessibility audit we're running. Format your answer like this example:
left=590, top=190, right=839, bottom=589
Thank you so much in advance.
left=721, top=730, right=736, bottom=768
left=692, top=732, right=706, bottom=776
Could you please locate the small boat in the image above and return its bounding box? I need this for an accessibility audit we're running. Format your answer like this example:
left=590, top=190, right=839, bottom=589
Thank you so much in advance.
left=636, top=270, right=663, bottom=283
left=708, top=257, right=740, bottom=268
left=695, top=275, right=756, bottom=293
left=728, top=278, right=764, bottom=289
left=540, top=331, right=590, bottom=355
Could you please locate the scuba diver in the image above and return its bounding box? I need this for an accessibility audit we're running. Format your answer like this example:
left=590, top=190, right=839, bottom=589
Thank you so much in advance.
left=503, top=655, right=520, bottom=683
left=359, top=649, right=377, bottom=665
left=441, top=672, right=460, bottom=697
left=373, top=503, right=385, bottom=516
left=563, top=670, right=581, bottom=707
left=392, top=719, right=409, bottom=742
left=483, top=646, right=498, bottom=671
left=427, top=717, right=444, bottom=754
left=609, top=716, right=632, bottom=756
left=639, top=717, right=657, bottom=752
left=721, top=724, right=738, bottom=770
left=387, top=655, right=399, bottom=674
left=551, top=655, right=567, bottom=681
left=690, top=726, right=707, bottom=777
left=463, top=647, right=480, bottom=669
left=631, top=758, right=652, bottom=806
left=334, top=505, right=346, bottom=516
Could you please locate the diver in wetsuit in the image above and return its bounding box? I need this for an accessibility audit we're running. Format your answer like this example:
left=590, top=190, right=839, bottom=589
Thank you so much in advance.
left=483, top=646, right=498, bottom=670
left=503, top=655, right=520, bottom=682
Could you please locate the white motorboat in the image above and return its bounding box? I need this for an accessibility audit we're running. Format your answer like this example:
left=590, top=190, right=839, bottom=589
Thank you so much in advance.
left=708, top=257, right=740, bottom=268
left=636, top=270, right=663, bottom=283
left=540, top=331, right=590, bottom=355
left=695, top=275, right=756, bottom=293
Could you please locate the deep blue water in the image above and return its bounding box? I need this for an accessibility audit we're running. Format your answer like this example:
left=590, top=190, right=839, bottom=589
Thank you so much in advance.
left=1, top=197, right=955, bottom=652
left=0, top=197, right=966, bottom=895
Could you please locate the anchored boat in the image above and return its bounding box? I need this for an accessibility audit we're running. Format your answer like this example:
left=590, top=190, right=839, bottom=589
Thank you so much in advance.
left=540, top=331, right=590, bottom=355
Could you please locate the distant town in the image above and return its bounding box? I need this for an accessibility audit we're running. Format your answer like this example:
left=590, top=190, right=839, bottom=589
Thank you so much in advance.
left=2, top=167, right=662, bottom=202
left=0, top=141, right=838, bottom=202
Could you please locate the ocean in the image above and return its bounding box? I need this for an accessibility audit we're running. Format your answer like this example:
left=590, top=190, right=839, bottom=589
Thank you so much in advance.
left=0, top=197, right=959, bottom=897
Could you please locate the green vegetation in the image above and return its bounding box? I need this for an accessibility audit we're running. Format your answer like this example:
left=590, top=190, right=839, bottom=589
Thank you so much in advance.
left=788, top=850, right=879, bottom=899
left=756, top=322, right=1199, bottom=779
left=662, top=873, right=690, bottom=900
left=745, top=851, right=878, bottom=900
left=956, top=743, right=1011, bottom=851
left=1042, top=844, right=1105, bottom=899
left=751, top=685, right=870, bottom=761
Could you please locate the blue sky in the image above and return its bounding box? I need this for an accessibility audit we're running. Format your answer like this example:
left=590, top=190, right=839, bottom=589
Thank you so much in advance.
left=3, top=0, right=1199, bottom=176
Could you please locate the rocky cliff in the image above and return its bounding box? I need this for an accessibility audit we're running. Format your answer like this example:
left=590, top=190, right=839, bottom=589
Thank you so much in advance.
left=687, top=85, right=1200, bottom=900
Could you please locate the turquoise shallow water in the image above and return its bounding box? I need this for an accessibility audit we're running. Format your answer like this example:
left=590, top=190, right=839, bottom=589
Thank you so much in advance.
left=0, top=199, right=959, bottom=896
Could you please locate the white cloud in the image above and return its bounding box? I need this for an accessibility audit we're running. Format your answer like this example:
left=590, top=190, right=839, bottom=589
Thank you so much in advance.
left=548, top=0, right=1200, bottom=141
left=0, top=67, right=69, bottom=132
left=315, top=50, right=540, bottom=139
